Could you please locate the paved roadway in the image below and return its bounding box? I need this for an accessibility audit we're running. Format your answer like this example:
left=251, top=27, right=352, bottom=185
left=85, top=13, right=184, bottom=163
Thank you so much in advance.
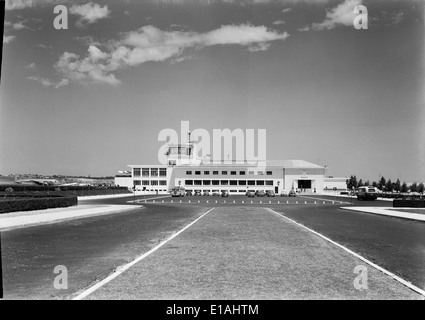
left=1, top=194, right=424, bottom=299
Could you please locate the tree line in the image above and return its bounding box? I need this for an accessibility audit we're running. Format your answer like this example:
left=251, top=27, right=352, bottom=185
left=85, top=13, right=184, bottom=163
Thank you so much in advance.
left=346, top=175, right=425, bottom=193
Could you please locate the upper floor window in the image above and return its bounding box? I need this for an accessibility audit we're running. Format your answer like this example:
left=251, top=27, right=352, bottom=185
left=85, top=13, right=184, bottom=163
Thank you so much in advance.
left=133, top=168, right=141, bottom=177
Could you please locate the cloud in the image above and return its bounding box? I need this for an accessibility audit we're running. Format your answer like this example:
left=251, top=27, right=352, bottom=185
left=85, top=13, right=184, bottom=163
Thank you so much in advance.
left=27, top=76, right=69, bottom=88
left=273, top=20, right=285, bottom=25
left=70, top=2, right=110, bottom=26
left=5, top=20, right=29, bottom=30
left=26, top=62, right=37, bottom=70
left=282, top=8, right=292, bottom=13
left=54, top=24, right=289, bottom=86
left=309, top=0, right=362, bottom=31
left=5, top=0, right=34, bottom=10
left=3, top=35, right=16, bottom=44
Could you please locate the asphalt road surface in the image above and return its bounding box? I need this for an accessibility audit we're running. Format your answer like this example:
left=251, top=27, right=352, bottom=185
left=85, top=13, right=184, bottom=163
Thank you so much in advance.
left=1, top=194, right=424, bottom=299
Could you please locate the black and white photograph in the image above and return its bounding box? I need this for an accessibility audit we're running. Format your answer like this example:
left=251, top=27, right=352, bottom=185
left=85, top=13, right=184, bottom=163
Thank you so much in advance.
left=0, top=0, right=424, bottom=305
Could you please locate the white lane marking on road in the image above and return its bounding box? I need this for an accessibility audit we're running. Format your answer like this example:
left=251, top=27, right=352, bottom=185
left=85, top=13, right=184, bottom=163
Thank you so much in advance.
left=299, top=195, right=351, bottom=204
left=126, top=195, right=171, bottom=203
left=267, top=208, right=425, bottom=298
left=72, top=207, right=215, bottom=300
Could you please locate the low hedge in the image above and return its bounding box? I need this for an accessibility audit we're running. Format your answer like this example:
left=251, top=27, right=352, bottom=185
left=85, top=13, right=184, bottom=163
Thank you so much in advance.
left=0, top=185, right=129, bottom=192
left=393, top=199, right=425, bottom=208
left=0, top=196, right=78, bottom=214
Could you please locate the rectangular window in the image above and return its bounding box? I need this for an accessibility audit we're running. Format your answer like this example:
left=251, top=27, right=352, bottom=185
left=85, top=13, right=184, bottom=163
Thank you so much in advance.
left=238, top=180, right=246, bottom=185
left=266, top=180, right=273, bottom=186
left=134, top=180, right=141, bottom=185
left=142, top=168, right=149, bottom=177
left=248, top=180, right=255, bottom=186
left=194, top=180, right=202, bottom=185
left=159, top=181, right=167, bottom=186
left=186, top=171, right=192, bottom=175
left=151, top=168, right=158, bottom=177
left=142, top=180, right=149, bottom=186
left=133, top=168, right=141, bottom=177
left=213, top=171, right=219, bottom=175
left=159, top=168, right=167, bottom=177
left=231, top=171, right=236, bottom=175
left=195, top=171, right=201, bottom=175
left=266, top=171, right=272, bottom=175
left=185, top=180, right=193, bottom=185
left=248, top=171, right=254, bottom=175
left=230, top=180, right=237, bottom=186
left=212, top=180, right=219, bottom=185
left=222, top=171, right=227, bottom=175
left=221, top=180, right=229, bottom=185
left=204, top=171, right=210, bottom=175
left=203, top=180, right=211, bottom=185
left=257, top=171, right=264, bottom=175
left=240, top=171, right=246, bottom=175
left=151, top=180, right=158, bottom=186
left=256, top=180, right=265, bottom=185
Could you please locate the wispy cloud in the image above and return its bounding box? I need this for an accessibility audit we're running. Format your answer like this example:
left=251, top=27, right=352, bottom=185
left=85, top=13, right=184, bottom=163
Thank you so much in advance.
left=5, top=20, right=29, bottom=30
left=70, top=2, right=110, bottom=27
left=3, top=35, right=16, bottom=44
left=301, top=0, right=362, bottom=31
left=273, top=20, right=285, bottom=25
left=27, top=76, right=69, bottom=88
left=282, top=8, right=292, bottom=13
left=53, top=24, right=289, bottom=86
left=26, top=62, right=37, bottom=70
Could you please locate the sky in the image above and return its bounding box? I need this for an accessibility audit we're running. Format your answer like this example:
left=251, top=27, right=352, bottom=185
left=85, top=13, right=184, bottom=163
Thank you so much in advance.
left=0, top=0, right=424, bottom=183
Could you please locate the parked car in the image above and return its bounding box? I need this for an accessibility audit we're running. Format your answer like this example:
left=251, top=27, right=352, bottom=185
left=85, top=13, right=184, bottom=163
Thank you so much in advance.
left=212, top=191, right=220, bottom=196
left=185, top=190, right=193, bottom=196
left=170, top=187, right=185, bottom=197
left=288, top=190, right=297, bottom=197
left=194, top=190, right=202, bottom=196
left=246, top=191, right=255, bottom=197
left=280, top=190, right=289, bottom=197
left=203, top=191, right=210, bottom=196
left=255, top=190, right=266, bottom=197
left=266, top=190, right=275, bottom=197
left=357, top=186, right=378, bottom=201
left=221, top=190, right=229, bottom=197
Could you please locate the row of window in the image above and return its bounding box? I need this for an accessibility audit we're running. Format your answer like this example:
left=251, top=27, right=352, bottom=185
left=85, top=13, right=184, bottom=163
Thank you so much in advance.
left=185, top=180, right=274, bottom=186
left=186, top=170, right=273, bottom=176
left=133, top=168, right=167, bottom=177
left=134, top=180, right=167, bottom=186
left=186, top=190, right=262, bottom=193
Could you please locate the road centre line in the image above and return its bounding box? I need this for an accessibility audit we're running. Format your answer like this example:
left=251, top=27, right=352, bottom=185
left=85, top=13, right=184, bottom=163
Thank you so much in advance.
left=72, top=207, right=215, bottom=300
left=266, top=208, right=425, bottom=298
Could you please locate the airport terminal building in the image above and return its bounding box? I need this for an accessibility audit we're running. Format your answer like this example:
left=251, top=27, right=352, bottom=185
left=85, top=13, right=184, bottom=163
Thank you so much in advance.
left=115, top=140, right=339, bottom=195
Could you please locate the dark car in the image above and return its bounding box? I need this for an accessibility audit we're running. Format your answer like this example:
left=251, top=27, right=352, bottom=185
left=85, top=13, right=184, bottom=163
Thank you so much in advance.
left=221, top=190, right=229, bottom=197
left=203, top=191, right=210, bottom=196
left=185, top=190, right=193, bottom=196
left=255, top=190, right=266, bottom=197
left=357, top=187, right=378, bottom=201
left=266, top=190, right=275, bottom=197
left=246, top=191, right=255, bottom=197
left=194, top=190, right=202, bottom=196
left=288, top=190, right=297, bottom=197
left=170, top=187, right=185, bottom=197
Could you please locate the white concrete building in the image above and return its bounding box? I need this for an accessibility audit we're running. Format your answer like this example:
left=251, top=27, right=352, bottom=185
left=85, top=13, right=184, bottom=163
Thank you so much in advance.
left=115, top=140, right=327, bottom=195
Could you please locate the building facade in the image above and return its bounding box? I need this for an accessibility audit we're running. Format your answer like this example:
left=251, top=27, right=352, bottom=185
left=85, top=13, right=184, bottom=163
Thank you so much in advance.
left=115, top=141, right=327, bottom=195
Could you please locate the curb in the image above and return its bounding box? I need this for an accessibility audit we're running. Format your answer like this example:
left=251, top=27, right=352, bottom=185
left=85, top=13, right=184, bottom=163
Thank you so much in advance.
left=0, top=205, right=143, bottom=231
left=339, top=207, right=425, bottom=222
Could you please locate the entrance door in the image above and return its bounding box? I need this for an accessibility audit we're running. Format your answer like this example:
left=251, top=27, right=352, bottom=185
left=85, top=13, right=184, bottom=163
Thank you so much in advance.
left=298, top=180, right=312, bottom=189
left=274, top=186, right=278, bottom=193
